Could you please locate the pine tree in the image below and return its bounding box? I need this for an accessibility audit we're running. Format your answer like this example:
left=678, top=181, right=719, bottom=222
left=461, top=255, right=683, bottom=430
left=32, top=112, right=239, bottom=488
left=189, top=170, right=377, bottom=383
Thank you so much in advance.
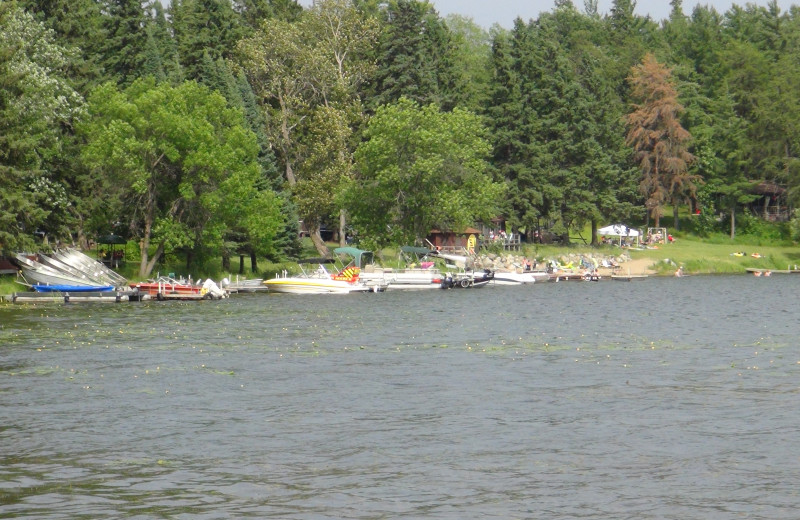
left=149, top=2, right=184, bottom=83
left=18, top=0, right=107, bottom=90
left=626, top=53, right=696, bottom=227
left=486, top=20, right=546, bottom=241
left=0, top=4, right=86, bottom=249
left=100, top=0, right=149, bottom=86
left=171, top=0, right=245, bottom=82
left=368, top=0, right=463, bottom=110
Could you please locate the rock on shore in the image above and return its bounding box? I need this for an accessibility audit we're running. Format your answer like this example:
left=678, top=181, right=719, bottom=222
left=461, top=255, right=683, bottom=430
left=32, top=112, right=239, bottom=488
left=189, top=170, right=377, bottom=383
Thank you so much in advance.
left=471, top=251, right=635, bottom=273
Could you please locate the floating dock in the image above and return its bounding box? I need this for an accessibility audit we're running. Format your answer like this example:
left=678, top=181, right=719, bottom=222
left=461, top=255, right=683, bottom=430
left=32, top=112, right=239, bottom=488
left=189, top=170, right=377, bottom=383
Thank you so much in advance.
left=611, top=274, right=649, bottom=282
left=746, top=268, right=800, bottom=275
left=7, top=288, right=227, bottom=304
left=11, top=290, right=132, bottom=304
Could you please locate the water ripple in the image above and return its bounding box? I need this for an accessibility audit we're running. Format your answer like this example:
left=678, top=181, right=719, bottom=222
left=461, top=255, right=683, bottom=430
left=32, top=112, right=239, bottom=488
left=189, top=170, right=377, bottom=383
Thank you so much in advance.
left=2, top=276, right=800, bottom=518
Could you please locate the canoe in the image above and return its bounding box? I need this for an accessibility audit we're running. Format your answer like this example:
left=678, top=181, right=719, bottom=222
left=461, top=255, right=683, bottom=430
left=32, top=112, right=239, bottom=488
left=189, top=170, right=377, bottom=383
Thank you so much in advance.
left=32, top=284, right=115, bottom=292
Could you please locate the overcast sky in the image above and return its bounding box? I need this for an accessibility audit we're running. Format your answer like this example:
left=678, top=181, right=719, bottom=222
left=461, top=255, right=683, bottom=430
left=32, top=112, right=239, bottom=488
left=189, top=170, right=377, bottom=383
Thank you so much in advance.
left=297, top=0, right=798, bottom=28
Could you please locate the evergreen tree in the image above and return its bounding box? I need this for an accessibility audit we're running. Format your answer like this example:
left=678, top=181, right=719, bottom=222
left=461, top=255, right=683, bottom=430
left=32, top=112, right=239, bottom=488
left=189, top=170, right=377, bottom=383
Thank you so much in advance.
left=486, top=20, right=546, bottom=241
left=100, top=0, right=149, bottom=87
left=18, top=0, right=107, bottom=91
left=626, top=53, right=696, bottom=227
left=233, top=0, right=303, bottom=29
left=142, top=24, right=167, bottom=83
left=149, top=1, right=184, bottom=83
left=0, top=4, right=86, bottom=250
left=444, top=14, right=493, bottom=112
left=368, top=0, right=463, bottom=110
left=171, top=0, right=245, bottom=82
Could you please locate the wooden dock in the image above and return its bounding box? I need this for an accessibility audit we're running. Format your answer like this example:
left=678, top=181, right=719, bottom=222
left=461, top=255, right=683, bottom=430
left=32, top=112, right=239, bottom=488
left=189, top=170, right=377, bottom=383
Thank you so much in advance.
left=746, top=268, right=800, bottom=275
left=154, top=291, right=210, bottom=301
left=611, top=274, right=649, bottom=282
left=549, top=271, right=596, bottom=282
left=11, top=290, right=131, bottom=304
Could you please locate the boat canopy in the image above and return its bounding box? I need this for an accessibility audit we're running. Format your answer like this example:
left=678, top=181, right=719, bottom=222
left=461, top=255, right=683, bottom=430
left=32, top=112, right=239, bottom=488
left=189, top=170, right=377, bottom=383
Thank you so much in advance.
left=299, top=257, right=337, bottom=264
left=400, top=246, right=434, bottom=256
left=334, top=247, right=374, bottom=268
left=97, top=233, right=127, bottom=244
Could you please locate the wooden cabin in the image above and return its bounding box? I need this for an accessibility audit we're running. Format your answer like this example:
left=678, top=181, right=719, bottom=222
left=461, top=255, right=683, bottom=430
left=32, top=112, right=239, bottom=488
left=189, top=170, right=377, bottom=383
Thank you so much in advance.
left=426, top=228, right=482, bottom=254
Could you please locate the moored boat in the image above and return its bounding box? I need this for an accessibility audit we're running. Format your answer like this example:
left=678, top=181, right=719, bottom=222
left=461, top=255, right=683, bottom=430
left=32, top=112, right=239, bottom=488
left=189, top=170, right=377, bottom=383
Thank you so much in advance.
left=611, top=274, right=648, bottom=281
left=335, top=247, right=443, bottom=290
left=264, top=259, right=374, bottom=294
left=14, top=249, right=128, bottom=290
left=487, top=270, right=539, bottom=285
left=32, top=284, right=115, bottom=293
left=50, top=248, right=127, bottom=286
left=129, top=277, right=227, bottom=299
left=130, top=277, right=202, bottom=296
left=222, top=277, right=266, bottom=293
left=442, top=270, right=494, bottom=289
left=15, top=254, right=103, bottom=287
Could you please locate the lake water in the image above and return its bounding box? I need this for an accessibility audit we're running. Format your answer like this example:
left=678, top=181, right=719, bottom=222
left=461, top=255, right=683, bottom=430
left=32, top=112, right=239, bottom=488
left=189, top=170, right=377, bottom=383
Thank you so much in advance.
left=1, top=275, right=799, bottom=519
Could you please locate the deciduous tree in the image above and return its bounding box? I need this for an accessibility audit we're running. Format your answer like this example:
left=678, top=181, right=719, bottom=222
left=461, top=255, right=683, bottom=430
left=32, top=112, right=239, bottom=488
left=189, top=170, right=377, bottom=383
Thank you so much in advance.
left=344, top=98, right=505, bottom=249
left=238, top=0, right=378, bottom=255
left=79, top=78, right=282, bottom=277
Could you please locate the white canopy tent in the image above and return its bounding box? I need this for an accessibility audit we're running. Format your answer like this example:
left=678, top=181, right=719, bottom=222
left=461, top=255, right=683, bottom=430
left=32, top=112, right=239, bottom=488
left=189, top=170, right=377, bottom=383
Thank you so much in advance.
left=598, top=224, right=641, bottom=247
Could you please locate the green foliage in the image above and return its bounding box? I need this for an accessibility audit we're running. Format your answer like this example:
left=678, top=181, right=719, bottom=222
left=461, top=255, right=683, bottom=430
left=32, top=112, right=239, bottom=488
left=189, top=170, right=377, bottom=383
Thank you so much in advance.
left=487, top=10, right=638, bottom=242
left=171, top=0, right=245, bottom=82
left=345, top=97, right=505, bottom=249
left=0, top=4, right=86, bottom=251
left=723, top=211, right=790, bottom=240
left=18, top=0, right=107, bottom=91
left=443, top=14, right=492, bottom=111
left=790, top=209, right=800, bottom=242
left=100, top=0, right=150, bottom=87
left=4, top=0, right=800, bottom=270
left=79, top=78, right=283, bottom=277
left=368, top=0, right=464, bottom=110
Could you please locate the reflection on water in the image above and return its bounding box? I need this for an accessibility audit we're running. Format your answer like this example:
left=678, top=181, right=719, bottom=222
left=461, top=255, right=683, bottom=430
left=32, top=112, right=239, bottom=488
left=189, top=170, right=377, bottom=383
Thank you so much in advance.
left=1, top=275, right=799, bottom=518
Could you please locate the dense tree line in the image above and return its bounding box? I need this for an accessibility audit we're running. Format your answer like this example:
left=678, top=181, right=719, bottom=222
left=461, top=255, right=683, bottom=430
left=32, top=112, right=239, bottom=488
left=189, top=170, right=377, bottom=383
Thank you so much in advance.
left=2, top=0, right=799, bottom=274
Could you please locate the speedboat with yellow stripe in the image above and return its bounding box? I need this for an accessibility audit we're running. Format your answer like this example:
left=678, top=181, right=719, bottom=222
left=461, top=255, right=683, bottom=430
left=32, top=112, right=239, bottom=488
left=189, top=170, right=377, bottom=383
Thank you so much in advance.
left=263, top=258, right=374, bottom=294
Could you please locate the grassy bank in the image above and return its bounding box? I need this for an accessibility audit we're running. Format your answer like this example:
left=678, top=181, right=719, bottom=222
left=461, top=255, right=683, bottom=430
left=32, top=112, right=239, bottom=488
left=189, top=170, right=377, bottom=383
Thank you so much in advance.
left=523, top=233, right=799, bottom=275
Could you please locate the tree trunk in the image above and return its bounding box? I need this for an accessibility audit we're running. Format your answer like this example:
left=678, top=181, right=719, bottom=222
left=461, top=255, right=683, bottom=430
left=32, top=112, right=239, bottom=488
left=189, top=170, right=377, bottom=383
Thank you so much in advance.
left=139, top=230, right=151, bottom=278
left=222, top=252, right=231, bottom=272
left=250, top=251, right=258, bottom=273
left=139, top=188, right=157, bottom=278
left=278, top=92, right=297, bottom=187
left=339, top=209, right=347, bottom=247
left=673, top=202, right=680, bottom=231
left=590, top=219, right=597, bottom=246
left=309, top=225, right=330, bottom=257
left=730, top=206, right=736, bottom=239
left=144, top=242, right=164, bottom=278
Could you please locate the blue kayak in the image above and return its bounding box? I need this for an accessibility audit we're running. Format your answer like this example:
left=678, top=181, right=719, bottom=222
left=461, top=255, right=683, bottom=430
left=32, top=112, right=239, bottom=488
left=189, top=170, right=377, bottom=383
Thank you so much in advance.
left=32, top=284, right=115, bottom=293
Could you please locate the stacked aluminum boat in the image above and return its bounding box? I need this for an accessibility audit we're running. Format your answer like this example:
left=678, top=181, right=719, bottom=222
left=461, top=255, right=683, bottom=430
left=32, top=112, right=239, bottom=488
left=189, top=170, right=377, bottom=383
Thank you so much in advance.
left=15, top=249, right=127, bottom=291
